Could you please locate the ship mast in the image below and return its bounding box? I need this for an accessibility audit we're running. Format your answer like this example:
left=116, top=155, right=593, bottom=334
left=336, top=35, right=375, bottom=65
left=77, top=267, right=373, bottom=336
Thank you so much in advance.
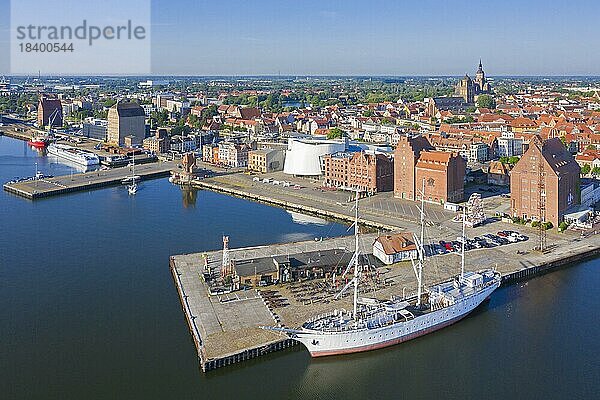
left=353, top=186, right=359, bottom=319
left=461, top=206, right=466, bottom=279
left=333, top=187, right=361, bottom=320
left=414, top=178, right=425, bottom=307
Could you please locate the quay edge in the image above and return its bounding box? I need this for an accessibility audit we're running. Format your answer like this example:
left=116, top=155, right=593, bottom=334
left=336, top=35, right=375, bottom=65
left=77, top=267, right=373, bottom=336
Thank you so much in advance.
left=171, top=237, right=600, bottom=373
left=190, top=179, right=398, bottom=231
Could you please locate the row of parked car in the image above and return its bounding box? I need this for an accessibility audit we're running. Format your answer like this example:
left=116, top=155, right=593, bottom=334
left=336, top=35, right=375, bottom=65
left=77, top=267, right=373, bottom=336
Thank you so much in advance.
left=252, top=176, right=302, bottom=189
left=426, top=230, right=528, bottom=256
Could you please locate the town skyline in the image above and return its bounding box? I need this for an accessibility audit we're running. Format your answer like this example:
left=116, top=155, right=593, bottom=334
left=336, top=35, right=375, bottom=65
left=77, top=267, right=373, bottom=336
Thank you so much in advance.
left=1, top=0, right=600, bottom=76
left=2, top=1, right=600, bottom=397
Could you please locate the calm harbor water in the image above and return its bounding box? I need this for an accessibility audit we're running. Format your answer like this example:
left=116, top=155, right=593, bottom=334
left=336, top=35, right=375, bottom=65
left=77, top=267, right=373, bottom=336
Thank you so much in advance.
left=1, top=135, right=598, bottom=399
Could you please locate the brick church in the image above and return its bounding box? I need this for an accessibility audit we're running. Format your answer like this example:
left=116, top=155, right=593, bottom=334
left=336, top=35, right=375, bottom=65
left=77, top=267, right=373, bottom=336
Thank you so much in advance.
left=454, top=60, right=492, bottom=104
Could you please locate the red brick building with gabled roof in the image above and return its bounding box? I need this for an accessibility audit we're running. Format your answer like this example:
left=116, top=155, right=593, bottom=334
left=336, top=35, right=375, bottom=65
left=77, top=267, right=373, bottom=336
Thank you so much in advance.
left=394, top=135, right=466, bottom=204
left=510, top=137, right=580, bottom=225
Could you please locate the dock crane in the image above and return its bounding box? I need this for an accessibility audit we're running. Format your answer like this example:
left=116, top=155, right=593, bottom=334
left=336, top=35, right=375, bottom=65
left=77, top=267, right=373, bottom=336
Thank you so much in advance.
left=47, top=108, right=61, bottom=131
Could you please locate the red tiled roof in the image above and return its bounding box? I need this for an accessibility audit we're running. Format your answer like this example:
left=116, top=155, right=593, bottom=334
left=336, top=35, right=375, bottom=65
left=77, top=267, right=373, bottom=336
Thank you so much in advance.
left=375, top=233, right=416, bottom=255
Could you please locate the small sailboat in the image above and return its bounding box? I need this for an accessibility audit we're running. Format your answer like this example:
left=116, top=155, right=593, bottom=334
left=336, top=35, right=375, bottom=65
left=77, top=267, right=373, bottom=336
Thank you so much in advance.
left=127, top=154, right=138, bottom=195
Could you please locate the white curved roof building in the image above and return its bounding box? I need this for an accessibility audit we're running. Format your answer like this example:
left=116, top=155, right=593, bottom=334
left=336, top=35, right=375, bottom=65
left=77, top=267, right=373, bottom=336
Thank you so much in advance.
left=283, top=138, right=347, bottom=176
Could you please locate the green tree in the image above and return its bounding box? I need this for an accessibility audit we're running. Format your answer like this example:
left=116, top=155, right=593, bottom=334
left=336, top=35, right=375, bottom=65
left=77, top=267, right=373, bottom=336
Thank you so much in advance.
left=151, top=109, right=169, bottom=127
left=94, top=110, right=107, bottom=119
left=327, top=127, right=344, bottom=139
left=476, top=94, right=496, bottom=109
left=199, top=104, right=218, bottom=127
left=102, top=98, right=117, bottom=108
left=581, top=164, right=591, bottom=175
left=187, top=113, right=203, bottom=129
left=363, top=109, right=375, bottom=117
left=592, top=166, right=600, bottom=176
left=508, top=156, right=520, bottom=165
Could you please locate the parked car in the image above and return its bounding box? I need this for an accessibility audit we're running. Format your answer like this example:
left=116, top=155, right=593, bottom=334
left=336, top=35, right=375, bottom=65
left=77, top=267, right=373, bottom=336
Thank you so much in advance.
left=470, top=240, right=482, bottom=249
left=480, top=240, right=494, bottom=248
left=483, top=234, right=501, bottom=245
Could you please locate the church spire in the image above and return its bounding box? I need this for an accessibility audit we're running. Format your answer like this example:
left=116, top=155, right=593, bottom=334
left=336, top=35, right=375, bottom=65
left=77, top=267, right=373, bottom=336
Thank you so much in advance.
left=477, top=59, right=483, bottom=73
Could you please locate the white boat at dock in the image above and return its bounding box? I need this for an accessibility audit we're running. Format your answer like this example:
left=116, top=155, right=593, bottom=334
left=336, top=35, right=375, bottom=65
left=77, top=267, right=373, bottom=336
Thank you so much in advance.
left=265, top=181, right=501, bottom=357
left=47, top=143, right=100, bottom=167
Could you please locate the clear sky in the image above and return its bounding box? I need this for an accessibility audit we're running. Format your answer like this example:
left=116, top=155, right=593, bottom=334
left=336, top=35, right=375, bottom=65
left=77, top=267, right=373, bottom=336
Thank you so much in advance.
left=1, top=0, right=599, bottom=76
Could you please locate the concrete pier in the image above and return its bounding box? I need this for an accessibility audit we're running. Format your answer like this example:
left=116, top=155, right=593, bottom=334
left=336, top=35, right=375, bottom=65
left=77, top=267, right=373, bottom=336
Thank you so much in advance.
left=4, top=161, right=174, bottom=199
left=171, top=228, right=600, bottom=372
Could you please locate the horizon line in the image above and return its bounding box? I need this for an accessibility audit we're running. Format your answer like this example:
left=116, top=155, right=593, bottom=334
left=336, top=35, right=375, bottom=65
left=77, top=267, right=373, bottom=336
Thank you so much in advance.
left=5, top=73, right=600, bottom=79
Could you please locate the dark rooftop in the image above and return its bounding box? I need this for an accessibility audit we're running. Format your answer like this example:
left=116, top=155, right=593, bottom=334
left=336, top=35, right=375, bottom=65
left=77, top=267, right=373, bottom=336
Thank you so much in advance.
left=112, top=101, right=145, bottom=118
left=234, top=248, right=382, bottom=277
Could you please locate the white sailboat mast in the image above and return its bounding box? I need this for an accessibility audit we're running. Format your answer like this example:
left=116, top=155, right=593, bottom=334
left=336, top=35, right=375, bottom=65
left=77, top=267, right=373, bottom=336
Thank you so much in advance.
left=461, top=206, right=466, bottom=279
left=353, top=187, right=359, bottom=319
left=416, top=178, right=425, bottom=306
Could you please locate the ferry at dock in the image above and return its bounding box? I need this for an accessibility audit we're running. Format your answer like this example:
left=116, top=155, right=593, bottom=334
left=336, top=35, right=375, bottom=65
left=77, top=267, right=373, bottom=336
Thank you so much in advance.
left=47, top=143, right=100, bottom=167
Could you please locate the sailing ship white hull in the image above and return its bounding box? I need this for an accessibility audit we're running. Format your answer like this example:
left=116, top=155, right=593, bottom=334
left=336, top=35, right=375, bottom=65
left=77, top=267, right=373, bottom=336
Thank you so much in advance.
left=292, top=278, right=499, bottom=357
left=263, top=182, right=500, bottom=360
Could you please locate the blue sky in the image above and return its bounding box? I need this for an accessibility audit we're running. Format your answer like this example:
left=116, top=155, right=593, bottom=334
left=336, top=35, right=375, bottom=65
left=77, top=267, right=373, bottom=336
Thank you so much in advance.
left=1, top=0, right=599, bottom=76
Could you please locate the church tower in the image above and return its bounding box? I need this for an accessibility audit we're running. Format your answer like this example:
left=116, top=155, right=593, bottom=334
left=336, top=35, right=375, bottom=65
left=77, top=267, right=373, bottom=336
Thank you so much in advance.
left=474, top=59, right=489, bottom=93
left=455, top=74, right=475, bottom=104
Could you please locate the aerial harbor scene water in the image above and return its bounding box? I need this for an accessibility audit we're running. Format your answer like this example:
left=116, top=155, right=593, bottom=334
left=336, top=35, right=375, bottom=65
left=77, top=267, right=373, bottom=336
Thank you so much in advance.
left=2, top=1, right=600, bottom=399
